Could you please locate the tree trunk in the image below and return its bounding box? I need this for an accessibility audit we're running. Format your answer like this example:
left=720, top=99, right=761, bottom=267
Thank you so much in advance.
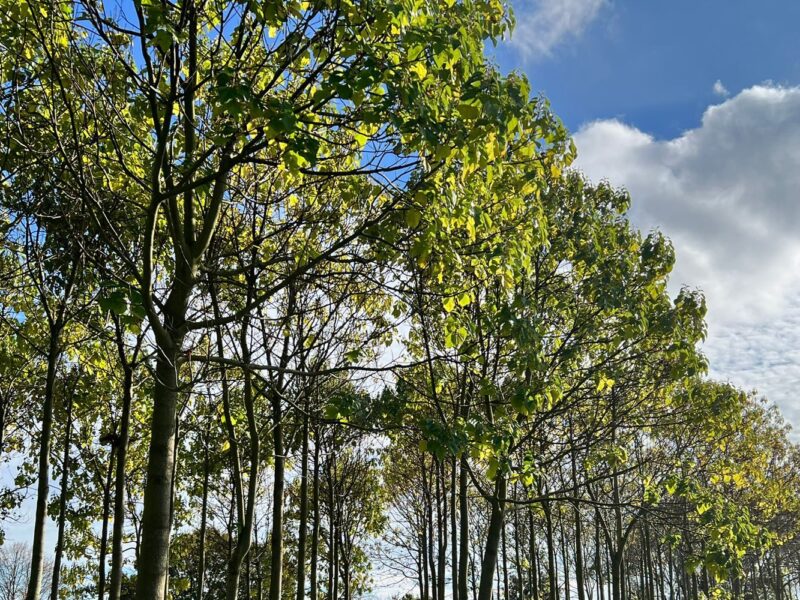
left=327, top=452, right=337, bottom=600
left=452, top=458, right=459, bottom=600
left=310, top=429, right=321, bottom=600
left=530, top=512, right=540, bottom=600
left=50, top=387, right=72, bottom=600
left=514, top=499, right=523, bottom=600
left=611, top=551, right=623, bottom=600
left=459, top=455, right=469, bottom=600
left=268, top=389, right=285, bottom=600
left=226, top=357, right=260, bottom=600
left=296, top=411, right=310, bottom=600
left=437, top=460, right=446, bottom=600
left=423, top=461, right=437, bottom=600
left=595, top=514, right=604, bottom=600
left=502, top=513, right=509, bottom=600
left=110, top=365, right=134, bottom=600
left=135, top=340, right=182, bottom=600
left=197, top=432, right=210, bottom=600
left=27, top=327, right=61, bottom=600
left=561, top=517, right=571, bottom=600
left=574, top=507, right=586, bottom=600
left=544, top=499, right=558, bottom=600
left=477, top=475, right=507, bottom=600
left=98, top=447, right=115, bottom=600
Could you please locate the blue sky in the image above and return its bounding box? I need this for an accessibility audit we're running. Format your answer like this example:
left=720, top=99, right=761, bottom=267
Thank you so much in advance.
left=494, top=0, right=800, bottom=137
left=492, top=0, right=800, bottom=435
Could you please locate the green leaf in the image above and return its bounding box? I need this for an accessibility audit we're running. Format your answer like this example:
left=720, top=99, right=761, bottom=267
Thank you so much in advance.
left=405, top=208, right=421, bottom=228
left=457, top=103, right=480, bottom=120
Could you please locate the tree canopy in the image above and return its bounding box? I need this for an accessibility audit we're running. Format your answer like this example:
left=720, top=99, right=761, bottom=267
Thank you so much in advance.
left=0, top=1, right=799, bottom=600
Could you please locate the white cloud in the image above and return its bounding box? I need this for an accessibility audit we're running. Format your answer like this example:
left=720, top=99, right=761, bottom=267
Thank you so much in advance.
left=510, top=0, right=608, bottom=59
left=573, top=85, right=800, bottom=434
left=713, top=79, right=729, bottom=97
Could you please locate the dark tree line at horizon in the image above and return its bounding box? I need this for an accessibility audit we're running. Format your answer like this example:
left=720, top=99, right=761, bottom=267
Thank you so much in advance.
left=0, top=0, right=799, bottom=599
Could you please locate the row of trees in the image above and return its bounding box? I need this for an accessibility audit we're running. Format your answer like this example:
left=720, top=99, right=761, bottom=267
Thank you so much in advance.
left=0, top=0, right=798, bottom=599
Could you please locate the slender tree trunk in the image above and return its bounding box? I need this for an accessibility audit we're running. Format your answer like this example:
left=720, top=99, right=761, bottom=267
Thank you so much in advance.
left=571, top=447, right=586, bottom=600
left=561, top=517, right=571, bottom=600
left=296, top=410, right=310, bottom=600
left=98, top=447, right=115, bottom=600
left=226, top=360, right=260, bottom=600
left=332, top=509, right=339, bottom=600
left=514, top=501, right=523, bottom=600
left=595, top=515, right=605, bottom=600
left=343, top=558, right=351, bottom=600
left=665, top=547, right=673, bottom=600
left=424, top=461, right=437, bottom=600
left=530, top=512, right=540, bottom=600
left=437, top=460, right=446, bottom=600
left=459, top=455, right=469, bottom=600
left=269, top=389, right=285, bottom=600
left=110, top=366, right=134, bottom=600
left=544, top=499, right=558, bottom=600
left=50, top=387, right=72, bottom=600
left=452, top=458, right=459, bottom=600
left=644, top=523, right=655, bottom=600
left=502, top=514, right=509, bottom=600
left=27, top=327, right=62, bottom=600
left=310, top=429, right=320, bottom=600
left=327, top=454, right=335, bottom=599
left=197, top=433, right=210, bottom=600
left=574, top=507, right=586, bottom=600
left=422, top=497, right=430, bottom=600
left=477, top=475, right=507, bottom=600
left=418, top=541, right=425, bottom=600
left=470, top=551, right=478, bottom=600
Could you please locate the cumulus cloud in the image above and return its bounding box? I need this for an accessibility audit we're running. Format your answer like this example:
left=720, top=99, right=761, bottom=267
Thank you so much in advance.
left=510, top=0, right=608, bottom=59
left=573, top=85, right=800, bottom=433
left=713, top=79, right=729, bottom=97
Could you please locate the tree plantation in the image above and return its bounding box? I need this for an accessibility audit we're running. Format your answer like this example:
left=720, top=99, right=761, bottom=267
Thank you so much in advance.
left=0, top=1, right=798, bottom=600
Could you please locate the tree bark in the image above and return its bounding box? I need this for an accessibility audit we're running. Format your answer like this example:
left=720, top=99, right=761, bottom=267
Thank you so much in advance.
left=296, top=410, right=310, bottom=600
left=110, top=364, right=134, bottom=600
left=50, top=388, right=73, bottom=600
left=98, top=447, right=116, bottom=600
left=27, top=326, right=62, bottom=600
left=197, top=430, right=210, bottom=600
left=544, top=499, right=558, bottom=600
left=477, top=475, right=507, bottom=600
left=530, top=512, right=540, bottom=600
left=459, top=455, right=469, bottom=600
left=134, top=340, right=182, bottom=600
left=451, top=458, right=459, bottom=600
left=268, top=388, right=285, bottom=600
left=310, top=428, right=320, bottom=600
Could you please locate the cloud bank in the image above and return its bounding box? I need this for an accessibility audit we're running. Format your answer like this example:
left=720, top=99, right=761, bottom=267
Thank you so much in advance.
left=510, top=0, right=608, bottom=58
left=573, top=85, right=800, bottom=430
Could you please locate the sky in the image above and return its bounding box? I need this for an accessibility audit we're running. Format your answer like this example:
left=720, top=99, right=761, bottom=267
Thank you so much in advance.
left=489, top=0, right=800, bottom=433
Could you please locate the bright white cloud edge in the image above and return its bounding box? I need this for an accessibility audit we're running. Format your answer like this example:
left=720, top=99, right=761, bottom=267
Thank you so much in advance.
left=509, top=0, right=608, bottom=58
left=573, top=84, right=800, bottom=433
